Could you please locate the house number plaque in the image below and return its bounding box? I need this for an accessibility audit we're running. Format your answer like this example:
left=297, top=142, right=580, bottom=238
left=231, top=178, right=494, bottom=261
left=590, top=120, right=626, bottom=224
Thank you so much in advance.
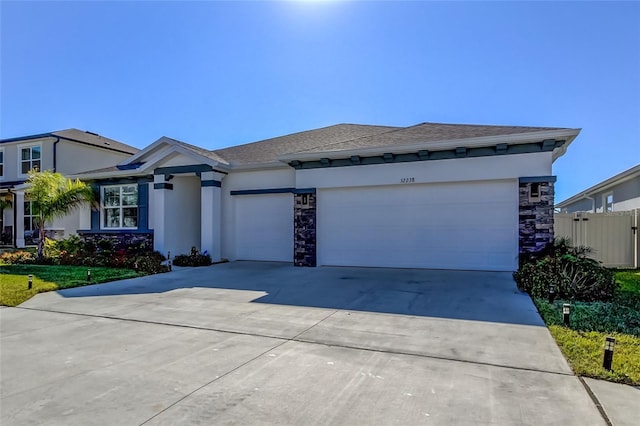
left=400, top=177, right=415, bottom=183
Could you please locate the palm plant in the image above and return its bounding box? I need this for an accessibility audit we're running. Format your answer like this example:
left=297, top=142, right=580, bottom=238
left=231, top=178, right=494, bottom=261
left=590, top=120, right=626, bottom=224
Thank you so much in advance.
left=25, top=170, right=95, bottom=259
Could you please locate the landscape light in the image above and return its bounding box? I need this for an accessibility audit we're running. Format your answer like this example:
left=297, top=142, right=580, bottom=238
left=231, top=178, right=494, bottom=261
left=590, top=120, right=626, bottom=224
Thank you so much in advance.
left=87, top=269, right=91, bottom=282
left=563, top=303, right=571, bottom=327
left=549, top=284, right=556, bottom=302
left=28, top=274, right=33, bottom=290
left=603, top=336, right=616, bottom=371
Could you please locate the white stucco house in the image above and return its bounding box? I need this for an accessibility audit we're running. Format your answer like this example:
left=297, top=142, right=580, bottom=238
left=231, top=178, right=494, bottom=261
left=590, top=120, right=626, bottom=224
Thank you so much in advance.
left=0, top=129, right=138, bottom=247
left=69, top=122, right=580, bottom=272
left=556, top=163, right=640, bottom=213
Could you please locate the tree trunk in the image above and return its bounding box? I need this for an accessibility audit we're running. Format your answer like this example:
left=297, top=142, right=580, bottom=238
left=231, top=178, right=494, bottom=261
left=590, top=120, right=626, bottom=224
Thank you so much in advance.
left=37, top=225, right=46, bottom=260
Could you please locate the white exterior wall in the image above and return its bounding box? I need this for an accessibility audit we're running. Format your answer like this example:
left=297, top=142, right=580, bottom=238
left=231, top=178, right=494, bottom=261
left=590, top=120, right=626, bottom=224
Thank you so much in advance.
left=56, top=141, right=132, bottom=175
left=221, top=168, right=295, bottom=260
left=162, top=175, right=202, bottom=256
left=297, top=152, right=553, bottom=189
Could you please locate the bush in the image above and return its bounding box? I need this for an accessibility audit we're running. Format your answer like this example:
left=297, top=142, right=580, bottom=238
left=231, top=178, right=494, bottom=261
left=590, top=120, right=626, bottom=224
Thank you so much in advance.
left=0, top=250, right=37, bottom=265
left=172, top=247, right=212, bottom=267
left=132, top=252, right=169, bottom=274
left=514, top=238, right=616, bottom=302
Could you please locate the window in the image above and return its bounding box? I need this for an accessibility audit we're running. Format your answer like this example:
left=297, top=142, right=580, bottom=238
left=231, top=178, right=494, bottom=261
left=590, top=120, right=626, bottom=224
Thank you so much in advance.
left=0, top=148, right=4, bottom=177
left=20, top=145, right=41, bottom=175
left=24, top=201, right=37, bottom=231
left=102, top=185, right=138, bottom=229
left=604, top=192, right=613, bottom=212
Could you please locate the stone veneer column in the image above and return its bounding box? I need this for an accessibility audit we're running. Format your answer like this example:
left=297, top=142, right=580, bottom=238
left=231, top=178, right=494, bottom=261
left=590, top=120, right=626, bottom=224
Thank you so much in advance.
left=519, top=177, right=556, bottom=255
left=294, top=191, right=316, bottom=267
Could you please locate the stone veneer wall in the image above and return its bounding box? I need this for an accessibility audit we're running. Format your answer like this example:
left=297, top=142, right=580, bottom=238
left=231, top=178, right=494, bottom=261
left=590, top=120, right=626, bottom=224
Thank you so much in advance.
left=519, top=180, right=555, bottom=254
left=80, top=232, right=154, bottom=252
left=294, top=192, right=316, bottom=267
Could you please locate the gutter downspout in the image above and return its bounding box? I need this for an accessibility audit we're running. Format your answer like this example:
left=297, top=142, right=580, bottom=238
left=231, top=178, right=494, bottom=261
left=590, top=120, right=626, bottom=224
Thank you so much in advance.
left=52, top=136, right=60, bottom=172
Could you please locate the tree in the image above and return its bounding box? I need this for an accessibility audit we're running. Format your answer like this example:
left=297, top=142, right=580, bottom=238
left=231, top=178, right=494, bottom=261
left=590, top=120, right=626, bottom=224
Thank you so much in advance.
left=25, top=170, right=95, bottom=259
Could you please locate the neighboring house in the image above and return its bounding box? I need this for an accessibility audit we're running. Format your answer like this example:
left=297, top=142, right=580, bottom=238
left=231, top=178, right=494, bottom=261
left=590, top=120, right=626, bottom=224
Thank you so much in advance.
left=72, top=122, right=580, bottom=272
left=556, top=163, right=640, bottom=213
left=0, top=129, right=138, bottom=247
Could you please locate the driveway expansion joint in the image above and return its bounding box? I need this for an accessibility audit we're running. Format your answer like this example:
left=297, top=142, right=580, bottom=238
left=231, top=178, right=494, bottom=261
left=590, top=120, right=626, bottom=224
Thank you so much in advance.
left=578, top=377, right=613, bottom=426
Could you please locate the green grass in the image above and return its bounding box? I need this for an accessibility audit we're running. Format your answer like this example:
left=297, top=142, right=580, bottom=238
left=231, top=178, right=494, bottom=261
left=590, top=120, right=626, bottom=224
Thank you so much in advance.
left=534, top=269, right=640, bottom=385
left=0, top=264, right=141, bottom=307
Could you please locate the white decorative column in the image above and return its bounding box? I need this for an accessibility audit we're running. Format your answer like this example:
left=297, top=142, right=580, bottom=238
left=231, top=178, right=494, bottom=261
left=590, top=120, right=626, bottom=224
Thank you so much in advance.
left=200, top=171, right=224, bottom=262
left=152, top=174, right=172, bottom=255
left=14, top=190, right=25, bottom=248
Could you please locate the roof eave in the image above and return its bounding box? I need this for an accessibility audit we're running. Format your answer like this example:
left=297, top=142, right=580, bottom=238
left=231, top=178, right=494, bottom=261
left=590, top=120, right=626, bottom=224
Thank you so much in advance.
left=277, top=128, right=582, bottom=162
left=556, top=163, right=640, bottom=207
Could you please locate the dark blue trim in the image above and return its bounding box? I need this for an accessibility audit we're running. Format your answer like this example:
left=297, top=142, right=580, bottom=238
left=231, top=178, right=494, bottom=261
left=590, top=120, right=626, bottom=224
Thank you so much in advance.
left=519, top=176, right=557, bottom=183
left=293, top=188, right=316, bottom=194
left=154, top=164, right=212, bottom=175
left=78, top=229, right=153, bottom=235
left=231, top=187, right=294, bottom=196
left=138, top=183, right=149, bottom=231
left=201, top=180, right=221, bottom=187
left=289, top=140, right=567, bottom=170
left=117, top=162, right=145, bottom=170
left=154, top=183, right=173, bottom=190
left=89, top=176, right=153, bottom=185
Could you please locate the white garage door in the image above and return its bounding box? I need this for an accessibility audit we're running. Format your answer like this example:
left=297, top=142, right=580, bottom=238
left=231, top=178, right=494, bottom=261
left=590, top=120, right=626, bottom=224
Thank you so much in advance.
left=317, top=180, right=518, bottom=271
left=235, top=194, right=293, bottom=262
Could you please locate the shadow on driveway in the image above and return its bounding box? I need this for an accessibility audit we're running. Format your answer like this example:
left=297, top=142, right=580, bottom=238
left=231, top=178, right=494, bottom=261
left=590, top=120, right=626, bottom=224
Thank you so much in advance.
left=53, top=261, right=543, bottom=326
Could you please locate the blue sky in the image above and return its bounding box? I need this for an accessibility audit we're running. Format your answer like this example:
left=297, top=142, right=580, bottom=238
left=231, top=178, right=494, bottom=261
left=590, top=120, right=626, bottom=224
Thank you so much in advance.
left=1, top=1, right=639, bottom=202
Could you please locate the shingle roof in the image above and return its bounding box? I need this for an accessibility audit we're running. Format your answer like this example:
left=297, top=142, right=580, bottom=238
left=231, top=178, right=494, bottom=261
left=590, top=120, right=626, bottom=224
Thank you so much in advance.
left=52, top=129, right=138, bottom=154
left=289, top=122, right=572, bottom=155
left=212, top=124, right=399, bottom=165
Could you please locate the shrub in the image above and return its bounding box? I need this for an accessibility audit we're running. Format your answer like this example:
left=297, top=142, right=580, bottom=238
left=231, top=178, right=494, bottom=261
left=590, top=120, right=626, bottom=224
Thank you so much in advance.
left=132, top=252, right=169, bottom=274
left=172, top=247, right=212, bottom=267
left=514, top=238, right=616, bottom=302
left=0, top=250, right=37, bottom=265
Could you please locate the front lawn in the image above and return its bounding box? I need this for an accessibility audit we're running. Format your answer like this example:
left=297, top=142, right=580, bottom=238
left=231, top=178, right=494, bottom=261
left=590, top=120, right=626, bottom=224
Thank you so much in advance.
left=0, top=264, right=141, bottom=307
left=534, top=270, right=640, bottom=385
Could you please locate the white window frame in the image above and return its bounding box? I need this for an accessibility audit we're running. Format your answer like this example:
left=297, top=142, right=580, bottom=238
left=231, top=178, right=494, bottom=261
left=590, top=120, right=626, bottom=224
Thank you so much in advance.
left=603, top=192, right=614, bottom=213
left=17, top=143, right=42, bottom=178
left=24, top=200, right=37, bottom=232
left=101, top=184, right=139, bottom=230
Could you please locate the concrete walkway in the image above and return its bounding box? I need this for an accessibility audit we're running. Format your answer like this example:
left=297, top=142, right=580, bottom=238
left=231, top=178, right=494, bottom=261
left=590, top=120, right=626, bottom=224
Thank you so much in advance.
left=0, top=262, right=625, bottom=424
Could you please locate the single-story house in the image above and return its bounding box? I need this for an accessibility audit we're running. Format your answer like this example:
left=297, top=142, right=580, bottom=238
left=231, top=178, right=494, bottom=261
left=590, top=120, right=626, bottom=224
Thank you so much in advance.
left=71, top=122, right=581, bottom=272
left=556, top=163, right=640, bottom=213
left=0, top=129, right=138, bottom=246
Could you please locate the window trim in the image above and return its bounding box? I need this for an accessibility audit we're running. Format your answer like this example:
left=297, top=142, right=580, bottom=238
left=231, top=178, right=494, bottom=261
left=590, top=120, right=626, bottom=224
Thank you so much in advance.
left=603, top=192, right=614, bottom=213
left=100, top=184, right=139, bottom=230
left=24, top=200, right=37, bottom=232
left=0, top=147, right=4, bottom=179
left=17, top=143, right=43, bottom=178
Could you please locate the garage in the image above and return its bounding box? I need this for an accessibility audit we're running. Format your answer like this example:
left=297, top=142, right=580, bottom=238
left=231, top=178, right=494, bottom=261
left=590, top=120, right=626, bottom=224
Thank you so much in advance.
left=316, top=180, right=518, bottom=271
left=234, top=193, right=293, bottom=262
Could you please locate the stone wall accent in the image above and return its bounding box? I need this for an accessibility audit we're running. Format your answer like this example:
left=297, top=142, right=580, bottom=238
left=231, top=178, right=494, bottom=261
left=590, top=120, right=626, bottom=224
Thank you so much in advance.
left=519, top=180, right=555, bottom=254
left=79, top=232, right=154, bottom=252
left=294, top=192, right=316, bottom=267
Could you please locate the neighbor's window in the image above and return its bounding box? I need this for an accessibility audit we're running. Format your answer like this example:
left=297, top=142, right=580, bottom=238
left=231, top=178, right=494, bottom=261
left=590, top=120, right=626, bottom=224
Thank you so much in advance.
left=20, top=145, right=41, bottom=175
left=24, top=201, right=37, bottom=231
left=604, top=192, right=613, bottom=212
left=0, top=148, right=4, bottom=177
left=102, top=185, right=138, bottom=229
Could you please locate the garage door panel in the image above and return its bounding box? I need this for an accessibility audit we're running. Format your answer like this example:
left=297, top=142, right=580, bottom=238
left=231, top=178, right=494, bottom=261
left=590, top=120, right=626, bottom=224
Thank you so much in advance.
left=317, top=181, right=517, bottom=271
left=235, top=194, right=293, bottom=262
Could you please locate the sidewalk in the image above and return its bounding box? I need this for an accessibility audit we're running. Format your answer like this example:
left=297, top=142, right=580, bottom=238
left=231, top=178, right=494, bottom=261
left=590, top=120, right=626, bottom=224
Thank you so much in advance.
left=583, top=378, right=640, bottom=426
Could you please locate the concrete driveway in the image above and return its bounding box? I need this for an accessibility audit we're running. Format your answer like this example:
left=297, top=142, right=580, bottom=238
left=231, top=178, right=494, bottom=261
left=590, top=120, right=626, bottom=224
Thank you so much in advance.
left=1, top=262, right=605, bottom=425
